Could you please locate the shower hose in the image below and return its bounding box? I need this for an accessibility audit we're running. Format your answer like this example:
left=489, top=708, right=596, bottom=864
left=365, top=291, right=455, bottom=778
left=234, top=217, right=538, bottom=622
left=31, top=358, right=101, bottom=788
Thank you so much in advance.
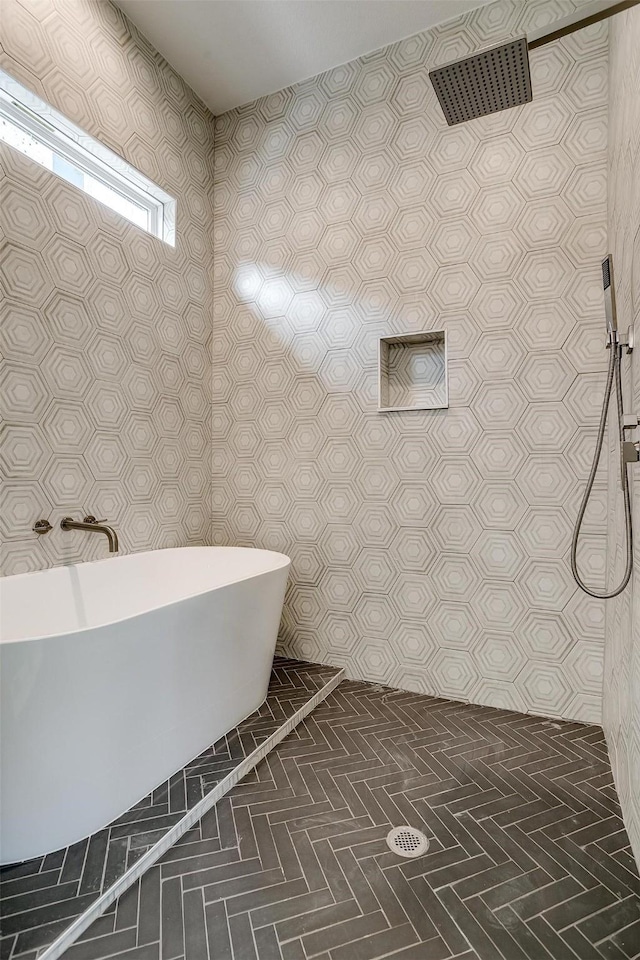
left=570, top=341, right=633, bottom=598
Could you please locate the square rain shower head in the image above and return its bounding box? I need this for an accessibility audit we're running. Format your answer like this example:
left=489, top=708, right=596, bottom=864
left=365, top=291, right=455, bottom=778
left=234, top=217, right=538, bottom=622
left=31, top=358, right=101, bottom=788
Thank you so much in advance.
left=429, top=36, right=533, bottom=126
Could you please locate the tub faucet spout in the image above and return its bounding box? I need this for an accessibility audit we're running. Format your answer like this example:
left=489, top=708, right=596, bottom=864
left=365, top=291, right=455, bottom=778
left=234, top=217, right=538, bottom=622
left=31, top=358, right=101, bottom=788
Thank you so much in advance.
left=60, top=516, right=119, bottom=553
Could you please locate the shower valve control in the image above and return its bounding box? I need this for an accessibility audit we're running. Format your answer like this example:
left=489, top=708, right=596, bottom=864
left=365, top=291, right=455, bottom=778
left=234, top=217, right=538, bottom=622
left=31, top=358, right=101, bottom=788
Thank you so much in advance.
left=620, top=325, right=634, bottom=354
left=622, top=441, right=639, bottom=465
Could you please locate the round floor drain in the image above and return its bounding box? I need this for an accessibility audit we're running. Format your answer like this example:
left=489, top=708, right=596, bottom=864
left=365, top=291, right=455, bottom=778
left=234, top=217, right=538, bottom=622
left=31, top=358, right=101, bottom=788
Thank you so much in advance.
left=386, top=826, right=429, bottom=858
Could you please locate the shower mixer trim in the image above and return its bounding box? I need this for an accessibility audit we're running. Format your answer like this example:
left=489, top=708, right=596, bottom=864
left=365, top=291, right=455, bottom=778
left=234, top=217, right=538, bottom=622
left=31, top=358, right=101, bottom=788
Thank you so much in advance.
left=618, top=326, right=634, bottom=353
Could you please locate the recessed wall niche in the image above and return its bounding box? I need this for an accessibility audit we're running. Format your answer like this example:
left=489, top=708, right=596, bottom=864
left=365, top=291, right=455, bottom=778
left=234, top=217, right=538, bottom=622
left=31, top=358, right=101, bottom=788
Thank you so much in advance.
left=378, top=331, right=448, bottom=412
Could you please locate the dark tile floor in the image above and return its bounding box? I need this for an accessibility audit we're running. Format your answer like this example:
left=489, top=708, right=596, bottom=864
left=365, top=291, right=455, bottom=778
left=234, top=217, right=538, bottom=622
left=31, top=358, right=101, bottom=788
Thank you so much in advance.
left=0, top=659, right=341, bottom=960
left=62, top=679, right=640, bottom=960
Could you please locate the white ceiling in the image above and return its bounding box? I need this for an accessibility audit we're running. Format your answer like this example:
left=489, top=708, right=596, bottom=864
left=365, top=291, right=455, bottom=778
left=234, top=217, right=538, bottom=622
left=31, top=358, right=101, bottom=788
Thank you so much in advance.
left=115, top=0, right=492, bottom=115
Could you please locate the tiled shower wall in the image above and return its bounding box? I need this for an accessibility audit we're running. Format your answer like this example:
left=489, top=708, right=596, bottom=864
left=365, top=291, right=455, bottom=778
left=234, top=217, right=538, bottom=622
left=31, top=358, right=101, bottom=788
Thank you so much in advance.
left=604, top=5, right=640, bottom=866
left=0, top=0, right=215, bottom=574
left=0, top=0, right=618, bottom=727
left=213, top=0, right=611, bottom=723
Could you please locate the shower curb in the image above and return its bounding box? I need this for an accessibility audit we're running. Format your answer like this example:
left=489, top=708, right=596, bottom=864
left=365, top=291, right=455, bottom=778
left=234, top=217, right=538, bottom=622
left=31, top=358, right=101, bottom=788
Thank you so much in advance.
left=40, top=666, right=345, bottom=960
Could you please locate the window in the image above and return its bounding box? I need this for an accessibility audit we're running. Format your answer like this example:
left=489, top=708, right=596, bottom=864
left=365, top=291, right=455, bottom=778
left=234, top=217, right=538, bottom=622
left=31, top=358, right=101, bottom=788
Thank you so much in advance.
left=0, top=69, right=176, bottom=245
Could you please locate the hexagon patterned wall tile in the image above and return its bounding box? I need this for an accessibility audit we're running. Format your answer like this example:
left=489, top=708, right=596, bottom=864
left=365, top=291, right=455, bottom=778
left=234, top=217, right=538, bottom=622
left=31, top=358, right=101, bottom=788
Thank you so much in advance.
left=603, top=5, right=640, bottom=870
left=0, top=0, right=615, bottom=730
left=213, top=0, right=610, bottom=724
left=0, top=0, right=214, bottom=573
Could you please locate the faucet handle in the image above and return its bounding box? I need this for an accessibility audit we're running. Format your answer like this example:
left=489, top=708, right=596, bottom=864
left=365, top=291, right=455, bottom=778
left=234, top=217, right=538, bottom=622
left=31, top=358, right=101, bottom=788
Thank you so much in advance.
left=83, top=515, right=107, bottom=524
left=33, top=519, right=53, bottom=534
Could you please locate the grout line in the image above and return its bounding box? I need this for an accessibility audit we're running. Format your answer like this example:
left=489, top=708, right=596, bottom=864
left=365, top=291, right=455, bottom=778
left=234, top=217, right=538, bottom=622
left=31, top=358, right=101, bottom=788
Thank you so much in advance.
left=38, top=667, right=345, bottom=960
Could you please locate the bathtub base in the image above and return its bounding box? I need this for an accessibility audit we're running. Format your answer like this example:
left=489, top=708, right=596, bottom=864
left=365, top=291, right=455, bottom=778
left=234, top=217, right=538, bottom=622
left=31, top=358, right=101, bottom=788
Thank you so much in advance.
left=0, top=659, right=344, bottom=960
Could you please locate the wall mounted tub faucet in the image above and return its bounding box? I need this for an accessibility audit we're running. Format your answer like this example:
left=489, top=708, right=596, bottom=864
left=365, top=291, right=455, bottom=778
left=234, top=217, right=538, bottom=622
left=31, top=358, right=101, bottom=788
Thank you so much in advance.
left=60, top=516, right=119, bottom=553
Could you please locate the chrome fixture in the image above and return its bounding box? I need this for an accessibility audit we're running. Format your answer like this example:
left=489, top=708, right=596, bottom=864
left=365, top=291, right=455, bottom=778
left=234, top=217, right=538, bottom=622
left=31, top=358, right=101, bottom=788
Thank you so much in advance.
left=60, top=515, right=119, bottom=553
left=429, top=0, right=639, bottom=125
left=571, top=256, right=635, bottom=599
left=32, top=519, right=52, bottom=535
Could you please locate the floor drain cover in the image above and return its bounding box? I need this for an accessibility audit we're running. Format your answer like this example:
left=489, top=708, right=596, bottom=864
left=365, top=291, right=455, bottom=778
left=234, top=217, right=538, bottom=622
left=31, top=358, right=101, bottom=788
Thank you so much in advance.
left=386, top=825, right=429, bottom=858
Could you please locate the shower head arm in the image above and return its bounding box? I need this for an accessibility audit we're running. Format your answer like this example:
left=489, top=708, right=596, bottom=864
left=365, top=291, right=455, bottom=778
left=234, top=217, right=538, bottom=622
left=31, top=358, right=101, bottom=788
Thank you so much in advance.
left=527, top=0, right=639, bottom=50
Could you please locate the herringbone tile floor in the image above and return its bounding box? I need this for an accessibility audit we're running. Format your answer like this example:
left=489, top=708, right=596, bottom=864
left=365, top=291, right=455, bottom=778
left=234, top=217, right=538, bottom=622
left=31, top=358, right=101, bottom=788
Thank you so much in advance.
left=63, top=680, right=640, bottom=960
left=0, top=659, right=341, bottom=960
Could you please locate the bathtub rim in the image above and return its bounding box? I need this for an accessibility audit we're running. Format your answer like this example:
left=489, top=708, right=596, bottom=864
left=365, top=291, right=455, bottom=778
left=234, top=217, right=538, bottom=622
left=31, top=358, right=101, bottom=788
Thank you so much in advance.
left=0, top=546, right=291, bottom=645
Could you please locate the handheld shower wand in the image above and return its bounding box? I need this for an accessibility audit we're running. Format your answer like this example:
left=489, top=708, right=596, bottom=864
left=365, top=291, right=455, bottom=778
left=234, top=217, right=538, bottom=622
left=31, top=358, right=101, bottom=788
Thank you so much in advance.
left=602, top=255, right=617, bottom=344
left=570, top=256, right=634, bottom=599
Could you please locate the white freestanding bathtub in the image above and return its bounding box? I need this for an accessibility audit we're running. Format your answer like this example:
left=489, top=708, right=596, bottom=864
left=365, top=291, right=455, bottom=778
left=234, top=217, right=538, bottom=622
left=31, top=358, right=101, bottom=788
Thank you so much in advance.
left=0, top=547, right=290, bottom=865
